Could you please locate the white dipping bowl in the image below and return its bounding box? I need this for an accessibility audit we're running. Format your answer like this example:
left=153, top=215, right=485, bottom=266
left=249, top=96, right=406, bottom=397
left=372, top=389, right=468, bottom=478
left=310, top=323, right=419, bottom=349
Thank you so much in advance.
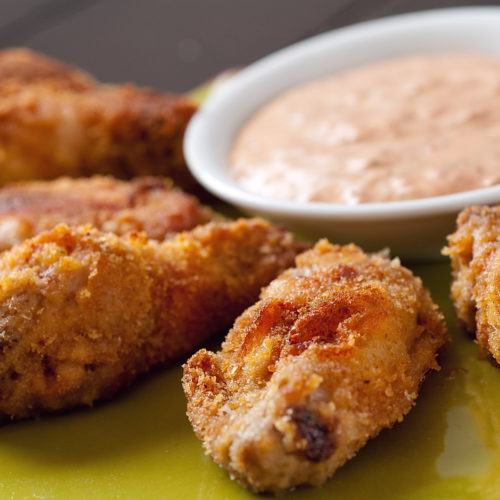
left=184, top=7, right=500, bottom=261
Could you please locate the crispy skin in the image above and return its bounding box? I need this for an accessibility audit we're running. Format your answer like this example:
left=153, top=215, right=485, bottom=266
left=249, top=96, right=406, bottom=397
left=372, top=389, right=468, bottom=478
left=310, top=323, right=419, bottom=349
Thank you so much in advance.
left=0, top=49, right=197, bottom=190
left=0, top=176, right=219, bottom=250
left=183, top=242, right=448, bottom=493
left=0, top=48, right=95, bottom=90
left=0, top=218, right=303, bottom=420
left=444, top=205, right=500, bottom=361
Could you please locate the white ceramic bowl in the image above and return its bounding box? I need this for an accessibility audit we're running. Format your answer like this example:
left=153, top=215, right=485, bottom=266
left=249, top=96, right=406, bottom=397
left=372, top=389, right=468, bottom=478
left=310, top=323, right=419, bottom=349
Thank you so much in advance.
left=184, top=7, right=500, bottom=261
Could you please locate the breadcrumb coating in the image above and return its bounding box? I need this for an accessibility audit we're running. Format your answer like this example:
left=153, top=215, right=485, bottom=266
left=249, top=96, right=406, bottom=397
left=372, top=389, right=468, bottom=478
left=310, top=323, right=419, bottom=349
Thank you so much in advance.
left=183, top=242, right=448, bottom=493
left=0, top=48, right=95, bottom=91
left=0, top=176, right=219, bottom=250
left=0, top=218, right=303, bottom=420
left=444, top=205, right=500, bottom=361
left=0, top=48, right=197, bottom=190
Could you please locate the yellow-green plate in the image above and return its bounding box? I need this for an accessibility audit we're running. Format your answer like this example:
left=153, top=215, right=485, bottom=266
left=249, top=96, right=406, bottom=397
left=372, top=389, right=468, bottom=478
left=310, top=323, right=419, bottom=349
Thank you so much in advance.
left=1, top=262, right=500, bottom=499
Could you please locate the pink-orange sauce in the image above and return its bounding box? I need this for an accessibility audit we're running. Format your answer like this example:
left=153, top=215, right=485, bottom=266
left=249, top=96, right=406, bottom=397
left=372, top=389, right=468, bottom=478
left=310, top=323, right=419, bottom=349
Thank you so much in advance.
left=229, top=54, right=500, bottom=204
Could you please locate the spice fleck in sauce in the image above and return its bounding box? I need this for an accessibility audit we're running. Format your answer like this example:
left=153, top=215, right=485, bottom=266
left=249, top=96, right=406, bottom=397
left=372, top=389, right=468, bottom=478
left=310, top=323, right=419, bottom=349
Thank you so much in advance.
left=229, top=54, right=500, bottom=204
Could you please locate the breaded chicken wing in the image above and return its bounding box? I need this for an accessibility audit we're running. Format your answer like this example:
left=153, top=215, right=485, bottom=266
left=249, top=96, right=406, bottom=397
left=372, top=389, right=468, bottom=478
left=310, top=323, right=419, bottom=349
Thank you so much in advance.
left=0, top=49, right=197, bottom=190
left=183, top=242, right=448, bottom=493
left=0, top=218, right=303, bottom=420
left=444, top=205, right=500, bottom=361
left=0, top=176, right=219, bottom=250
left=0, top=48, right=95, bottom=90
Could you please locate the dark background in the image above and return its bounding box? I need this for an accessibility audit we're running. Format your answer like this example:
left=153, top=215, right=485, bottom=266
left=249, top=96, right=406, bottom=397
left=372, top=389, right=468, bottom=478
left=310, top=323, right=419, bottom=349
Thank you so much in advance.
left=1, top=0, right=499, bottom=92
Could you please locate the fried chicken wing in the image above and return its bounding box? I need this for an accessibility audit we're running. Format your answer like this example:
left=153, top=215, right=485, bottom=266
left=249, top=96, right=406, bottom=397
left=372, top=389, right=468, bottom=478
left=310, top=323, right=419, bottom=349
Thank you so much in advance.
left=0, top=218, right=303, bottom=420
left=444, top=205, right=500, bottom=361
left=0, top=176, right=219, bottom=250
left=0, top=48, right=197, bottom=190
left=0, top=48, right=95, bottom=90
left=183, top=242, right=448, bottom=493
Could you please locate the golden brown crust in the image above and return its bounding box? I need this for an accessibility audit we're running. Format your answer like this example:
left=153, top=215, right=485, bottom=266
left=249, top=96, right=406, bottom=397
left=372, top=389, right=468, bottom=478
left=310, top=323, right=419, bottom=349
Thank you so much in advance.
left=183, top=242, right=448, bottom=493
left=0, top=48, right=95, bottom=91
left=0, top=176, right=219, bottom=250
left=0, top=49, right=198, bottom=190
left=444, top=205, right=500, bottom=360
left=0, top=218, right=304, bottom=420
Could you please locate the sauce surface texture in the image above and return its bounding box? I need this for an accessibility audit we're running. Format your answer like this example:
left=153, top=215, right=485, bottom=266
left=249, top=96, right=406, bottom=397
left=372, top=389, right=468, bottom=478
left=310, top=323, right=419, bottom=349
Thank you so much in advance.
left=229, top=54, right=500, bottom=204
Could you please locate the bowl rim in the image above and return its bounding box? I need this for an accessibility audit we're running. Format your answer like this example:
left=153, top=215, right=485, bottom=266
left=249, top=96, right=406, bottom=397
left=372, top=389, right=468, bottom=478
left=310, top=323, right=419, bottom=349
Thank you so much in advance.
left=184, top=6, right=500, bottom=221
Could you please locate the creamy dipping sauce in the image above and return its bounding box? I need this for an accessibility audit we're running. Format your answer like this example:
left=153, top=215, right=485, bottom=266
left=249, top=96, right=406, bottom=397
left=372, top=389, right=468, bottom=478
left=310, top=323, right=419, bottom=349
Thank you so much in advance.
left=229, top=54, right=500, bottom=204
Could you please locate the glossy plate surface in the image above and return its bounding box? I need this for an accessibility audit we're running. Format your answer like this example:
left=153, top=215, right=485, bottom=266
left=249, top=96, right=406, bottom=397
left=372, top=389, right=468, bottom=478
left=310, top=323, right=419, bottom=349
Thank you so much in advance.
left=1, top=263, right=500, bottom=500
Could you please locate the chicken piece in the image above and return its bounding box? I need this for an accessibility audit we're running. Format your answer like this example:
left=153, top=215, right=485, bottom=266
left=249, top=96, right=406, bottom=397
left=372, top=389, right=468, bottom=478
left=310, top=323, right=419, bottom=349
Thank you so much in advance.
left=0, top=48, right=95, bottom=90
left=0, top=176, right=219, bottom=250
left=444, top=205, right=500, bottom=361
left=0, top=48, right=197, bottom=190
left=0, top=218, right=304, bottom=420
left=183, top=241, right=448, bottom=493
